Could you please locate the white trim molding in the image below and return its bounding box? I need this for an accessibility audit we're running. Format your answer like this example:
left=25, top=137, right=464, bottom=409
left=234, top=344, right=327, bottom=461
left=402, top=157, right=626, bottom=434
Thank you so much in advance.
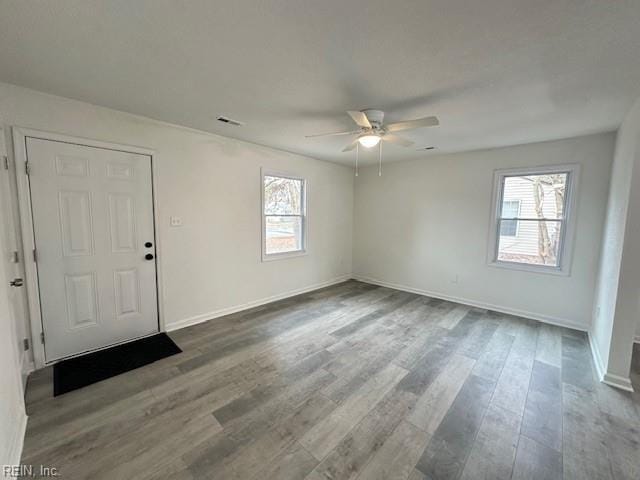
left=602, top=372, right=635, bottom=392
left=588, top=332, right=635, bottom=392
left=351, top=274, right=588, bottom=332
left=166, top=274, right=351, bottom=332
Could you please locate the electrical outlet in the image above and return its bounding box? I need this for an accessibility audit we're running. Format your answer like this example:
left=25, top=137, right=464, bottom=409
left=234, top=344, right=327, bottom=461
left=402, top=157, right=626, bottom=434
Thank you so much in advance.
left=170, top=216, right=183, bottom=227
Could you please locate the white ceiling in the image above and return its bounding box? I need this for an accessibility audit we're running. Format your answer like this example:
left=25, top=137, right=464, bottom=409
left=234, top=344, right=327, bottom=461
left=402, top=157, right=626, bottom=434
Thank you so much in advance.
left=1, top=0, right=640, bottom=165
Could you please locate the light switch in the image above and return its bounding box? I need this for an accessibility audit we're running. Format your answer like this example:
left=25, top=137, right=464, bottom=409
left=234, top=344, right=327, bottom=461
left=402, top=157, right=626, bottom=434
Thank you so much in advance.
left=170, top=216, right=183, bottom=227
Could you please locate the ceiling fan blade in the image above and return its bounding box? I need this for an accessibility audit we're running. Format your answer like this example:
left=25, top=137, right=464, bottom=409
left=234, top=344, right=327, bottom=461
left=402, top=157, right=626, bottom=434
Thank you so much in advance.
left=342, top=139, right=358, bottom=152
left=383, top=134, right=414, bottom=147
left=347, top=110, right=372, bottom=129
left=386, top=116, right=439, bottom=132
left=305, top=130, right=360, bottom=138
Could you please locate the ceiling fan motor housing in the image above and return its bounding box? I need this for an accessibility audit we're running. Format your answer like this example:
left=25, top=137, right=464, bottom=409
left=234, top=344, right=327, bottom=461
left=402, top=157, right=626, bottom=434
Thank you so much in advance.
left=362, top=109, right=385, bottom=128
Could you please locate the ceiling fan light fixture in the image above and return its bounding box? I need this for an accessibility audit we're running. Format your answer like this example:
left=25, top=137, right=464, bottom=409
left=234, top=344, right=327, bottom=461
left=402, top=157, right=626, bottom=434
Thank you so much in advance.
left=358, top=134, right=381, bottom=148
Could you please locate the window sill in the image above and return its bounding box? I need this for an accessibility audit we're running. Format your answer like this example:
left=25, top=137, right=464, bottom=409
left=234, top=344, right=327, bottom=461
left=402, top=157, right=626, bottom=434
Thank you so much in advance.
left=262, top=250, right=307, bottom=262
left=488, top=260, right=570, bottom=276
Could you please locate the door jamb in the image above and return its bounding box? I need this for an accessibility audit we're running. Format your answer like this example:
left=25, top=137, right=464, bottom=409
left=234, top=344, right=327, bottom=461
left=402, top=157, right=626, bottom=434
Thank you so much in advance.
left=12, top=127, right=165, bottom=369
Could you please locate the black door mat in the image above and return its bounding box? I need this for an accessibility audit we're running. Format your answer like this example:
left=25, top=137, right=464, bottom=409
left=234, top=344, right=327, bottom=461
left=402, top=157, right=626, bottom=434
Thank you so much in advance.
left=53, top=333, right=181, bottom=396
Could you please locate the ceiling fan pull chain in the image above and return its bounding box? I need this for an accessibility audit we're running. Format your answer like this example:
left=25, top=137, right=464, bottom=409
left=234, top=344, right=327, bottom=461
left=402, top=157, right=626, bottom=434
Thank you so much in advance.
left=378, top=141, right=382, bottom=176
left=355, top=142, right=359, bottom=177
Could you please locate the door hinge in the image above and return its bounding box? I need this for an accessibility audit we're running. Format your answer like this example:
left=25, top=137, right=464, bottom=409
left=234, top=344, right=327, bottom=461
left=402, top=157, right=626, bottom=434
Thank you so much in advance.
left=33, top=249, right=37, bottom=262
left=23, top=338, right=29, bottom=351
left=25, top=161, right=30, bottom=175
left=11, top=251, right=19, bottom=263
left=2, top=156, right=8, bottom=170
left=40, top=332, right=45, bottom=344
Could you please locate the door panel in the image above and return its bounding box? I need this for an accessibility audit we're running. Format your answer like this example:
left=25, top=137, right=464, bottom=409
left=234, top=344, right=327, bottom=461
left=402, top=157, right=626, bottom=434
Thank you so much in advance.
left=26, top=137, right=158, bottom=361
left=59, top=190, right=94, bottom=256
left=64, top=272, right=99, bottom=329
left=56, top=155, right=89, bottom=177
left=108, top=193, right=137, bottom=253
left=114, top=268, right=141, bottom=318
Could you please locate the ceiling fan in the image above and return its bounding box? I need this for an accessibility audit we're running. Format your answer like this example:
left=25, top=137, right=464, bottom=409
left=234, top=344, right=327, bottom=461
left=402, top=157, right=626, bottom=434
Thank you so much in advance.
left=305, top=109, right=439, bottom=152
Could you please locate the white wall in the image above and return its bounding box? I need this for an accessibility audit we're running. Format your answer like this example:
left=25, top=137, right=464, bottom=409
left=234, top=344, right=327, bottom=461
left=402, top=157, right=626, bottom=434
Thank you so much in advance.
left=0, top=82, right=353, bottom=336
left=353, top=133, right=614, bottom=330
left=592, top=96, right=640, bottom=387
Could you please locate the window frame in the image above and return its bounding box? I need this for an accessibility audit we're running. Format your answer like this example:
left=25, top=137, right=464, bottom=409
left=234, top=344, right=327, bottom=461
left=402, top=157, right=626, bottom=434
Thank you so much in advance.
left=261, top=168, right=308, bottom=262
left=487, top=164, right=580, bottom=276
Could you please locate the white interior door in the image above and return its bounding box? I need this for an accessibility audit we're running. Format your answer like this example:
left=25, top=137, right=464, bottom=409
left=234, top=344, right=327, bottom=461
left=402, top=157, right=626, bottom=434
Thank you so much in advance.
left=26, top=137, right=158, bottom=362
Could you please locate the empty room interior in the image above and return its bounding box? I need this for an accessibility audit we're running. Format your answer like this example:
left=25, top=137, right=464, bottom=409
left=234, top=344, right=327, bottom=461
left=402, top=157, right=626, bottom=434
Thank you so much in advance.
left=2, top=1, right=640, bottom=479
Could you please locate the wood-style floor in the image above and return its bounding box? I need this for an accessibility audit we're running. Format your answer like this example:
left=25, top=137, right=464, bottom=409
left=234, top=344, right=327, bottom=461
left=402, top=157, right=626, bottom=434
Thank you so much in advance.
left=22, top=281, right=640, bottom=480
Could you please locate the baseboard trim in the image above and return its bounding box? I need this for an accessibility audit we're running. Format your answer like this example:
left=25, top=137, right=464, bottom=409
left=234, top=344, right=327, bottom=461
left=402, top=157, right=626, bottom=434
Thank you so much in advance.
left=572, top=319, right=637, bottom=393
left=587, top=332, right=636, bottom=392
left=166, top=274, right=352, bottom=332
left=602, top=372, right=635, bottom=392
left=352, top=275, right=588, bottom=332
left=6, top=409, right=27, bottom=465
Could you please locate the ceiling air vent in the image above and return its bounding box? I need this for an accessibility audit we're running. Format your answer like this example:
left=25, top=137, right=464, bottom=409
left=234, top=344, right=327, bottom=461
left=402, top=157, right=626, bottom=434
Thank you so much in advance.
left=216, top=116, right=245, bottom=126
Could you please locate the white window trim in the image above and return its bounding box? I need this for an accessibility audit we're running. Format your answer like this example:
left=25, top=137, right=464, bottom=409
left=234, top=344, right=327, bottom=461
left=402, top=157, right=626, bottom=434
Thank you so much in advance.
left=487, top=163, right=580, bottom=276
left=261, top=168, right=308, bottom=262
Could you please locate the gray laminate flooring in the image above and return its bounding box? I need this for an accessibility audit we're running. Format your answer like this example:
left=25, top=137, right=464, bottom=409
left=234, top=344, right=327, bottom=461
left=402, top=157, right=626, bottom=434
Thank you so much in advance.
left=21, top=281, right=640, bottom=479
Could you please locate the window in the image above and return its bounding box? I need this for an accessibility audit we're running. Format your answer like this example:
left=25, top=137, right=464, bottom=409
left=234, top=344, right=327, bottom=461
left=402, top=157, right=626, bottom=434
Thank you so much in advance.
left=499, top=200, right=520, bottom=236
left=262, top=171, right=306, bottom=260
left=489, top=165, right=579, bottom=274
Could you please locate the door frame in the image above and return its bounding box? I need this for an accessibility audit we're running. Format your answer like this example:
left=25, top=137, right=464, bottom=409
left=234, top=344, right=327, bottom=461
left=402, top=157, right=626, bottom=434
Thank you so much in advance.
left=12, top=127, right=165, bottom=369
left=0, top=126, right=30, bottom=395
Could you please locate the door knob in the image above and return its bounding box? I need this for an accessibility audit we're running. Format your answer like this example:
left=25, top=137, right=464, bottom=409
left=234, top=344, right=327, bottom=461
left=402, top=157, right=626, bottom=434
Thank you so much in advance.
left=145, top=253, right=154, bottom=260
left=145, top=242, right=153, bottom=248
left=10, top=278, right=23, bottom=287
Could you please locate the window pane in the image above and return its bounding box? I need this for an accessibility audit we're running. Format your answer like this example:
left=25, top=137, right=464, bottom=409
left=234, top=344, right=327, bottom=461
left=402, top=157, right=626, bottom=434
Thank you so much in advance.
left=264, top=175, right=303, bottom=215
left=500, top=219, right=518, bottom=237
left=265, top=216, right=303, bottom=254
left=501, top=200, right=520, bottom=218
left=497, top=220, right=562, bottom=266
left=501, top=173, right=567, bottom=220
left=499, top=200, right=520, bottom=236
